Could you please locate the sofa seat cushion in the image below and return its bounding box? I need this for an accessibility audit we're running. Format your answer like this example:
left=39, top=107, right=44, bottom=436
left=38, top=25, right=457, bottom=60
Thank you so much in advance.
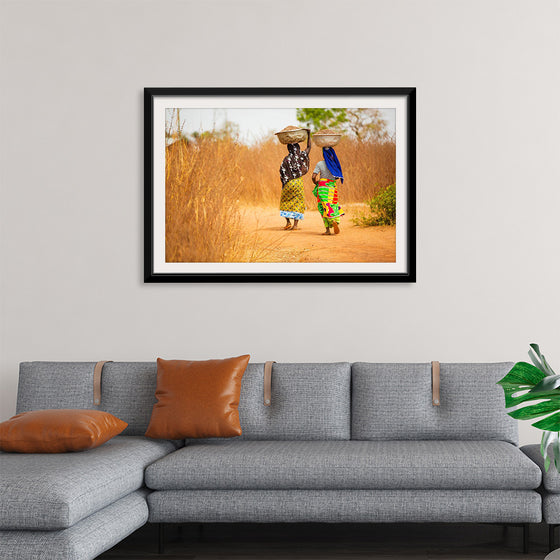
left=522, top=444, right=560, bottom=493
left=0, top=436, right=177, bottom=530
left=145, top=440, right=541, bottom=491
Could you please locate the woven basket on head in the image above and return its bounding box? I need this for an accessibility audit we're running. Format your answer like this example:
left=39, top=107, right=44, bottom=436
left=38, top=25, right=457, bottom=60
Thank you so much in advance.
left=275, top=126, right=308, bottom=145
left=312, top=129, right=342, bottom=147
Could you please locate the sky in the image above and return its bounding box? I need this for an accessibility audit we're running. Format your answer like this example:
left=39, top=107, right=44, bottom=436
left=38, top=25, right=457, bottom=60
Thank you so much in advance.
left=166, top=108, right=396, bottom=145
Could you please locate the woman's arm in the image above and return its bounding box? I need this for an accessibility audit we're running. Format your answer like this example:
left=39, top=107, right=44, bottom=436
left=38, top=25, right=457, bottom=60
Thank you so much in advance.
left=312, top=172, right=319, bottom=184
left=305, top=129, right=311, bottom=154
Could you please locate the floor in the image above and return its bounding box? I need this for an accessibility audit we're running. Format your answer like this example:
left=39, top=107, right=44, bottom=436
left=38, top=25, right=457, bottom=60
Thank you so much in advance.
left=99, top=522, right=553, bottom=559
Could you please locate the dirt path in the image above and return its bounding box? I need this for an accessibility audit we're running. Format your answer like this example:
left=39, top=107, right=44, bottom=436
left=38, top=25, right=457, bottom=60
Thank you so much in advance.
left=240, top=204, right=396, bottom=263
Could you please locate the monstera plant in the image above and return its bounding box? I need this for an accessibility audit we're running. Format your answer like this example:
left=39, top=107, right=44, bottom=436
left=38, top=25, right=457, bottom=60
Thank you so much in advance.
left=498, top=344, right=560, bottom=472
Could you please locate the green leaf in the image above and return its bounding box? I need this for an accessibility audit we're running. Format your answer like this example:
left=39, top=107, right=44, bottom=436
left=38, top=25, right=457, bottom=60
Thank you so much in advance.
left=530, top=343, right=543, bottom=356
left=530, top=343, right=556, bottom=376
left=529, top=348, right=547, bottom=373
left=540, top=431, right=560, bottom=473
left=497, top=362, right=546, bottom=388
left=530, top=342, right=543, bottom=357
left=508, top=401, right=560, bottom=420
left=553, top=439, right=560, bottom=471
left=541, top=431, right=556, bottom=456
left=530, top=374, right=560, bottom=393
left=543, top=355, right=557, bottom=376
left=502, top=387, right=560, bottom=409
left=533, top=411, right=560, bottom=431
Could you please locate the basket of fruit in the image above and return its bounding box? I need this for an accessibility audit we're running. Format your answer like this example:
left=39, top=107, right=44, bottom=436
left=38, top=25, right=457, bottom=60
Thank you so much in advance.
left=275, top=126, right=308, bottom=145
left=312, top=129, right=342, bottom=147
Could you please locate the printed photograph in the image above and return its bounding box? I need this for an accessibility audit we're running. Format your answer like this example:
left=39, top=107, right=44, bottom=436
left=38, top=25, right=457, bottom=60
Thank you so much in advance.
left=164, top=107, right=397, bottom=264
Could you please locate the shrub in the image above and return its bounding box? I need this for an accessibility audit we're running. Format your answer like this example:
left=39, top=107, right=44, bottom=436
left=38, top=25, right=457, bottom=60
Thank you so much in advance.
left=353, top=184, right=396, bottom=226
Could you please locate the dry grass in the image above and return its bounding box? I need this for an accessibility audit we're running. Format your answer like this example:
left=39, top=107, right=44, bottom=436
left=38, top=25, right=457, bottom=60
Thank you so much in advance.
left=165, top=136, right=395, bottom=262
left=165, top=138, right=246, bottom=262
left=233, top=136, right=395, bottom=206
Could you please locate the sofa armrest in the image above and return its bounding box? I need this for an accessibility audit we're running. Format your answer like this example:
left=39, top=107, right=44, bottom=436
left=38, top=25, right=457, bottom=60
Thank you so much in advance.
left=522, top=444, right=560, bottom=493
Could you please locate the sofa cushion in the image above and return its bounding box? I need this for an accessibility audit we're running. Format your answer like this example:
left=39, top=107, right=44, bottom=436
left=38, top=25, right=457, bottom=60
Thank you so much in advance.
left=0, top=436, right=177, bottom=530
left=17, top=362, right=96, bottom=413
left=97, top=362, right=159, bottom=436
left=522, top=444, right=560, bottom=493
left=17, top=362, right=160, bottom=436
left=543, top=493, right=560, bottom=524
left=351, top=363, right=518, bottom=444
left=145, top=440, right=540, bottom=491
left=145, top=356, right=249, bottom=439
left=0, top=490, right=149, bottom=560
left=234, top=362, right=351, bottom=440
left=0, top=409, right=127, bottom=453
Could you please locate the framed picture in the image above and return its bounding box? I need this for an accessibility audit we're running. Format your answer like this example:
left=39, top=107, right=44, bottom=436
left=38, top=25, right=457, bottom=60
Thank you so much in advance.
left=145, top=87, right=416, bottom=282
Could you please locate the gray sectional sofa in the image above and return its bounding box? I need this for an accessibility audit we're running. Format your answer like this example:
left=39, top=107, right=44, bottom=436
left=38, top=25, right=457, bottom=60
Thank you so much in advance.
left=0, top=361, right=546, bottom=559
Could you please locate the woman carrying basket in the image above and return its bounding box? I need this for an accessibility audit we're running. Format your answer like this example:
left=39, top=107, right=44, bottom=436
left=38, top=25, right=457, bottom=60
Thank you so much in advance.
left=312, top=146, right=344, bottom=235
left=279, top=129, right=311, bottom=231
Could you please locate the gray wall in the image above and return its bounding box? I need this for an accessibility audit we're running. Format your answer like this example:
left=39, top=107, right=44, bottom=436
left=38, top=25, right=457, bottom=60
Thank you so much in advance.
left=1, top=1, right=559, bottom=445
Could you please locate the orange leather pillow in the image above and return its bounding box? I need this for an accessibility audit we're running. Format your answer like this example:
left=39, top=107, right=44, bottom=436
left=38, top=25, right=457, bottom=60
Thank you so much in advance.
left=145, top=355, right=250, bottom=439
left=0, top=409, right=127, bottom=453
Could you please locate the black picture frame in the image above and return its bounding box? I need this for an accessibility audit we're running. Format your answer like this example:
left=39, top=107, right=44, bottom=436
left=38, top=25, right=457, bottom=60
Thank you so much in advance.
left=144, top=87, right=416, bottom=283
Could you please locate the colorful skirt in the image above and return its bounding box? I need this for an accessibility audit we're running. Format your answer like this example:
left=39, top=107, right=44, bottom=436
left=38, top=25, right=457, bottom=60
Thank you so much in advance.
left=313, top=179, right=343, bottom=227
left=280, top=177, right=306, bottom=221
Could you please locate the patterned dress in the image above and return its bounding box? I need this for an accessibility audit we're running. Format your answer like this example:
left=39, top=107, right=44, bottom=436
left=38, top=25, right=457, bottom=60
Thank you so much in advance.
left=280, top=177, right=306, bottom=220
left=313, top=178, right=344, bottom=228
left=279, top=143, right=309, bottom=221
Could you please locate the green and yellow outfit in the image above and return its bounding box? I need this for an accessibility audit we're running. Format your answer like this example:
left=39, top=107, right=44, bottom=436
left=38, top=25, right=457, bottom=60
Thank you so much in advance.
left=313, top=178, right=343, bottom=228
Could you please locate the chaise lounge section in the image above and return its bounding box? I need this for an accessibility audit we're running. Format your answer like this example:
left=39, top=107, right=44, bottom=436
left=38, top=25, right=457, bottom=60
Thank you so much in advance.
left=0, top=362, right=178, bottom=560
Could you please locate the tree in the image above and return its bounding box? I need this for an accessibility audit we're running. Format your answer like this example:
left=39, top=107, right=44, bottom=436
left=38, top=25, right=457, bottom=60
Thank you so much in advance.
left=345, top=108, right=389, bottom=142
left=296, top=107, right=389, bottom=142
left=296, top=108, right=347, bottom=132
left=165, top=108, right=188, bottom=144
left=191, top=120, right=240, bottom=142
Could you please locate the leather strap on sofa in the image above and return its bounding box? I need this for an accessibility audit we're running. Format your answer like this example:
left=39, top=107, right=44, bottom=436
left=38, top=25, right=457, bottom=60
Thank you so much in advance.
left=93, top=361, right=113, bottom=405
left=431, top=361, right=440, bottom=406
left=264, top=361, right=276, bottom=406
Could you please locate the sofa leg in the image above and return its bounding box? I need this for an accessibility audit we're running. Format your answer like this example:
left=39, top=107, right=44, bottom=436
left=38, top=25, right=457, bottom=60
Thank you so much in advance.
left=523, top=523, right=529, bottom=554
left=550, top=524, right=558, bottom=553
left=158, top=523, right=165, bottom=555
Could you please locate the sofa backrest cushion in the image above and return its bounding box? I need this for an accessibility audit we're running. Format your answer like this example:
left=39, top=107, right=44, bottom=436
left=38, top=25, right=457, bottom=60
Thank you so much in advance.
left=17, top=362, right=158, bottom=436
left=351, top=362, right=517, bottom=445
left=17, top=361, right=352, bottom=440
left=17, top=362, right=95, bottom=412
left=235, top=362, right=351, bottom=440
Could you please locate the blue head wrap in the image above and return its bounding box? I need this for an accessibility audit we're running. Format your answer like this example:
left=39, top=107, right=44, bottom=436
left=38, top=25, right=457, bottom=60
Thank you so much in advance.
left=323, top=147, right=344, bottom=184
